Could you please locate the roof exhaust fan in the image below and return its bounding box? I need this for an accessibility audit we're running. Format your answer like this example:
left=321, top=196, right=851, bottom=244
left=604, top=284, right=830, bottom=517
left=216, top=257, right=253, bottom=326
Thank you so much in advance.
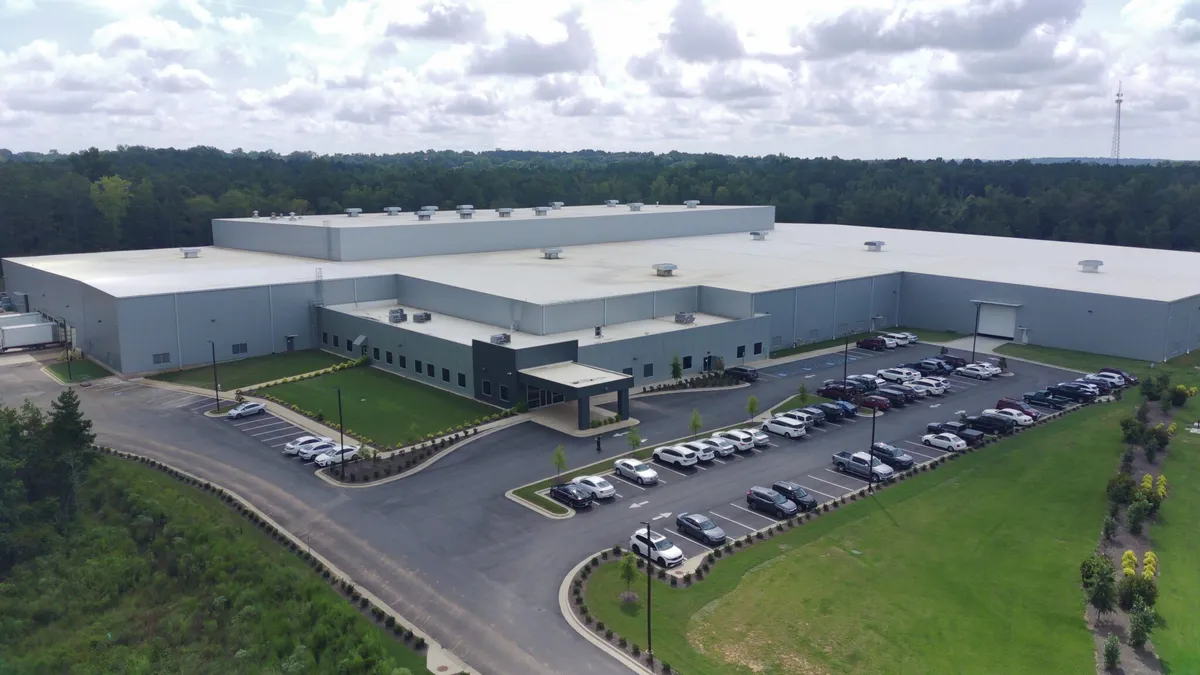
left=864, top=240, right=885, bottom=252
left=1078, top=259, right=1104, bottom=273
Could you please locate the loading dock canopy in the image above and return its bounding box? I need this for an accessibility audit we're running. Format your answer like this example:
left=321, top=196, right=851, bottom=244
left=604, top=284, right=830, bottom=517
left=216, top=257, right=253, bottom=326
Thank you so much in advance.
left=519, top=361, right=630, bottom=390
left=351, top=335, right=367, bottom=348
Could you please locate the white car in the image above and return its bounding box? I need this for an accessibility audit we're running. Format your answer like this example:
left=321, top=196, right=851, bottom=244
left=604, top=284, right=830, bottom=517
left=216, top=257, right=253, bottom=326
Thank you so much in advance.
left=1070, top=380, right=1102, bottom=395
left=1091, top=372, right=1127, bottom=387
left=570, top=475, right=617, bottom=499
left=922, top=433, right=967, bottom=452
left=629, top=529, right=685, bottom=568
left=653, top=445, right=699, bottom=468
left=714, top=430, right=756, bottom=451
left=955, top=364, right=993, bottom=380
left=227, top=402, right=266, bottom=419
left=680, top=441, right=716, bottom=462
left=777, top=409, right=815, bottom=428
left=875, top=335, right=897, bottom=349
left=911, top=378, right=946, bottom=395
left=973, top=361, right=1003, bottom=376
left=614, top=458, right=660, bottom=485
left=900, top=382, right=932, bottom=397
left=283, top=435, right=333, bottom=456
left=882, top=332, right=910, bottom=346
left=761, top=416, right=807, bottom=438
left=983, top=408, right=1034, bottom=426
left=698, top=437, right=738, bottom=457
left=746, top=428, right=771, bottom=447
left=899, top=332, right=919, bottom=343
left=297, top=441, right=338, bottom=461
left=314, top=444, right=360, bottom=467
left=852, top=374, right=885, bottom=388
left=877, top=368, right=916, bottom=383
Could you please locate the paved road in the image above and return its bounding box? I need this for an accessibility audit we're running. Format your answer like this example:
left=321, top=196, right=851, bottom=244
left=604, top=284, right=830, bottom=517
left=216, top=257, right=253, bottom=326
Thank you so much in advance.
left=0, top=344, right=1079, bottom=675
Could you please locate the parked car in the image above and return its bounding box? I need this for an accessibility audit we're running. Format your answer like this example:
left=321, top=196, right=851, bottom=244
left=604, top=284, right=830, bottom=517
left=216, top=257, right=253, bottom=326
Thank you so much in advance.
left=831, top=451, right=895, bottom=482
left=874, top=388, right=909, bottom=407
left=746, top=428, right=771, bottom=447
left=898, top=331, right=919, bottom=343
left=227, top=402, right=266, bottom=419
left=876, top=335, right=898, bottom=349
left=877, top=368, right=916, bottom=383
left=922, top=433, right=967, bottom=452
left=831, top=399, right=859, bottom=416
left=675, top=513, right=726, bottom=545
left=297, top=441, right=338, bottom=461
left=933, top=354, right=968, bottom=368
left=771, top=481, right=819, bottom=511
left=746, top=486, right=799, bottom=518
left=973, top=361, right=1003, bottom=376
left=726, top=366, right=760, bottom=382
left=614, top=458, right=660, bottom=485
left=653, top=445, right=699, bottom=468
left=882, top=385, right=919, bottom=403
left=995, top=398, right=1043, bottom=420
left=911, top=378, right=946, bottom=395
left=800, top=406, right=828, bottom=425
left=1077, top=376, right=1114, bottom=394
left=679, top=441, right=716, bottom=461
left=825, top=378, right=867, bottom=393
left=698, top=436, right=738, bottom=457
left=856, top=336, right=888, bottom=351
left=1070, top=381, right=1103, bottom=396
left=314, top=444, right=360, bottom=467
left=851, top=374, right=885, bottom=389
left=899, top=381, right=932, bottom=397
left=903, top=361, right=941, bottom=376
left=817, top=383, right=856, bottom=400
left=923, top=359, right=956, bottom=374
left=570, top=475, right=617, bottom=499
left=714, top=430, right=756, bottom=451
left=983, top=407, right=1034, bottom=426
left=1024, top=389, right=1073, bottom=409
left=882, top=332, right=911, bottom=346
left=629, top=529, right=685, bottom=567
left=283, top=435, right=333, bottom=456
left=1048, top=383, right=1096, bottom=403
left=549, top=483, right=594, bottom=508
left=777, top=409, right=815, bottom=428
left=926, top=421, right=986, bottom=446
left=870, top=442, right=915, bottom=470
left=955, top=364, right=993, bottom=380
left=965, top=414, right=1016, bottom=435
left=762, top=416, right=807, bottom=438
left=816, top=402, right=846, bottom=421
left=1090, top=372, right=1127, bottom=388
left=1099, top=367, right=1138, bottom=384
left=858, top=394, right=892, bottom=411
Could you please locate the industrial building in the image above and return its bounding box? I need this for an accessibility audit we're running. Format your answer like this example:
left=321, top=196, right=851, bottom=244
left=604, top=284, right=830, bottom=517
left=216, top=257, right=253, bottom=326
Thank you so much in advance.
left=4, top=200, right=1200, bottom=429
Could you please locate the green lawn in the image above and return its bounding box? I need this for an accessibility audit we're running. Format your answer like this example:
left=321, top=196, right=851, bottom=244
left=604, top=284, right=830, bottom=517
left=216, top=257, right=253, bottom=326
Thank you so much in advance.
left=995, top=343, right=1200, bottom=391
left=1154, top=431, right=1200, bottom=674
left=149, top=350, right=350, bottom=391
left=46, top=358, right=111, bottom=383
left=260, top=366, right=495, bottom=447
left=587, top=400, right=1127, bottom=675
left=769, top=326, right=960, bottom=358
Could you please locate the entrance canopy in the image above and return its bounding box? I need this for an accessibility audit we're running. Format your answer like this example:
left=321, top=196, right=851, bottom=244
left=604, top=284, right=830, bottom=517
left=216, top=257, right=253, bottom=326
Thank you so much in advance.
left=518, top=361, right=630, bottom=394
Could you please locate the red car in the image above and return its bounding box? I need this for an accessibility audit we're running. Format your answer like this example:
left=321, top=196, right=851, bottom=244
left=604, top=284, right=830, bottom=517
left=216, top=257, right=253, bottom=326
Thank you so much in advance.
left=856, top=337, right=888, bottom=351
left=858, top=395, right=892, bottom=411
left=995, top=398, right=1042, bottom=420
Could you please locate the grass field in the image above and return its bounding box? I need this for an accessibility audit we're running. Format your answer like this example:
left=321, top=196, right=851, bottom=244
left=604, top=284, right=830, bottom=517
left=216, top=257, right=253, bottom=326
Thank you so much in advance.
left=587, top=400, right=1127, bottom=675
left=769, top=327, right=961, bottom=359
left=148, top=350, right=349, bottom=390
left=1153, top=430, right=1200, bottom=674
left=261, top=366, right=495, bottom=446
left=0, top=457, right=425, bottom=674
left=46, top=358, right=110, bottom=382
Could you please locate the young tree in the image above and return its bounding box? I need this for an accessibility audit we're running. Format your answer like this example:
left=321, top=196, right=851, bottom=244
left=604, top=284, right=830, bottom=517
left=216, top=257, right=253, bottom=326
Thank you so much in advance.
left=797, top=383, right=809, bottom=404
left=997, top=357, right=1008, bottom=372
left=619, top=551, right=640, bottom=590
left=670, top=355, right=683, bottom=382
left=551, top=444, right=567, bottom=478
left=689, top=409, right=703, bottom=438
left=746, top=395, right=759, bottom=419
left=1102, top=634, right=1120, bottom=670
left=1128, top=597, right=1157, bottom=649
left=41, top=389, right=97, bottom=523
left=1087, top=558, right=1118, bottom=621
left=1127, top=498, right=1152, bottom=535
left=625, top=427, right=642, bottom=453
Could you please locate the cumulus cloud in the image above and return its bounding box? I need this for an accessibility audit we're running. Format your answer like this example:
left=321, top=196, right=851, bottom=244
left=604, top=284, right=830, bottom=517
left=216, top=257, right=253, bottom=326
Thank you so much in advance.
left=468, top=8, right=596, bottom=76
left=930, top=31, right=1108, bottom=91
left=91, top=15, right=199, bottom=59
left=1175, top=0, right=1200, bottom=43
left=386, top=1, right=486, bottom=41
left=662, top=0, right=745, bottom=63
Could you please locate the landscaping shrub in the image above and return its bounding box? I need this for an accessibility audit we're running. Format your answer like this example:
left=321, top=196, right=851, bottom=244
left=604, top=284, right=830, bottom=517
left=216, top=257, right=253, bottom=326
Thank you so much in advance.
left=1129, top=598, right=1156, bottom=649
left=1081, top=552, right=1112, bottom=590
left=1118, top=573, right=1158, bottom=610
left=618, top=637, right=627, bottom=648
left=1127, top=498, right=1153, bottom=534
left=1102, top=515, right=1118, bottom=540
left=1103, top=634, right=1120, bottom=669
left=605, top=628, right=614, bottom=640
left=1106, top=473, right=1136, bottom=505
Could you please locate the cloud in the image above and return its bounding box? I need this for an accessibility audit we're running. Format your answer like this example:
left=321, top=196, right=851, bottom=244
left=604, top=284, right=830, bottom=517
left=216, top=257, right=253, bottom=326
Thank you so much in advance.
left=532, top=74, right=582, bottom=101
left=701, top=61, right=789, bottom=102
left=1175, top=0, right=1200, bottom=43
left=152, top=64, right=214, bottom=93
left=218, top=14, right=261, bottom=36
left=552, top=96, right=625, bottom=117
left=662, top=0, right=744, bottom=63
left=442, top=91, right=503, bottom=116
left=468, top=8, right=596, bottom=76
left=238, top=78, right=325, bottom=113
left=930, top=31, right=1108, bottom=91
left=386, top=1, right=486, bottom=41
left=91, top=15, right=199, bottom=60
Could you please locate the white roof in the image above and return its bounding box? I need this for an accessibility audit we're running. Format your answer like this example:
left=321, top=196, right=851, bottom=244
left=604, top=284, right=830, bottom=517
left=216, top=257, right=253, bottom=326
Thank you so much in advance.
left=219, top=203, right=742, bottom=228
left=519, top=361, right=629, bottom=388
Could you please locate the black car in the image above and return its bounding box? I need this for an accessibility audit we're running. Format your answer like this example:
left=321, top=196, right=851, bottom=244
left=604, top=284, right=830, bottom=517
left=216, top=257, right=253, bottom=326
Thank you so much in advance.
left=1023, top=390, right=1072, bottom=410
left=879, top=385, right=918, bottom=404
left=846, top=375, right=879, bottom=392
left=870, top=442, right=915, bottom=470
left=816, top=402, right=845, bottom=421
left=675, top=512, right=727, bottom=545
left=927, top=421, right=986, bottom=446
left=933, top=354, right=968, bottom=369
left=801, top=406, right=827, bottom=425
left=548, top=484, right=594, bottom=508
left=726, top=366, right=760, bottom=382
left=874, top=388, right=908, bottom=407
left=771, top=481, right=819, bottom=511
left=1048, top=383, right=1096, bottom=403
left=965, top=414, right=1015, bottom=436
left=903, top=361, right=941, bottom=376
left=746, top=486, right=799, bottom=518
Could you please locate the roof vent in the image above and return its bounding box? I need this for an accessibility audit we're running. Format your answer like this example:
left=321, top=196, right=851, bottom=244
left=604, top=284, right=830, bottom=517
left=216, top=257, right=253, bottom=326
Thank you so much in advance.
left=413, top=311, right=432, bottom=323
left=605, top=199, right=620, bottom=207
left=388, top=308, right=408, bottom=323
left=550, top=201, right=564, bottom=210
left=416, top=211, right=433, bottom=221
left=384, top=207, right=402, bottom=216
left=1078, top=259, right=1104, bottom=273
left=288, top=212, right=298, bottom=220
left=864, top=240, right=885, bottom=252
left=269, top=212, right=278, bottom=220
left=458, top=209, right=474, bottom=220
left=490, top=333, right=512, bottom=345
left=252, top=210, right=259, bottom=218
left=628, top=202, right=644, bottom=212
left=684, top=200, right=700, bottom=208
left=674, top=312, right=695, bottom=325
left=345, top=208, right=362, bottom=218
left=421, top=205, right=439, bottom=212
left=456, top=204, right=474, bottom=211
left=180, top=247, right=202, bottom=259
left=541, top=247, right=563, bottom=259
left=497, top=207, right=514, bottom=218
left=750, top=231, right=767, bottom=241
left=652, top=263, right=678, bottom=277
left=533, top=206, right=550, bottom=216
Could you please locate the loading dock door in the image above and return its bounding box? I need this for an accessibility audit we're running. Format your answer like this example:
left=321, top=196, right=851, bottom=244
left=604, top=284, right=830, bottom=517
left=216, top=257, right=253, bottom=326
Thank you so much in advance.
left=977, top=304, right=1018, bottom=340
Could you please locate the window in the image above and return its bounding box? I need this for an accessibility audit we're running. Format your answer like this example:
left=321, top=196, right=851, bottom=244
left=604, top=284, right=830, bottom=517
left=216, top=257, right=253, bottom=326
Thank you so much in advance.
left=643, top=363, right=653, bottom=378
left=682, top=355, right=692, bottom=370
left=457, top=373, right=466, bottom=388
left=398, top=355, right=407, bottom=369
left=322, top=332, right=328, bottom=344
left=441, top=367, right=450, bottom=382
left=373, top=347, right=380, bottom=360
left=622, top=367, right=634, bottom=376
left=754, top=342, right=763, bottom=355
left=333, top=335, right=340, bottom=347
left=386, top=351, right=393, bottom=364
left=346, top=341, right=353, bottom=353
left=152, top=352, right=171, bottom=365
left=737, top=345, right=746, bottom=358
left=415, top=359, right=423, bottom=373
left=232, top=342, right=248, bottom=355
left=426, top=363, right=435, bottom=377
left=499, top=384, right=510, bottom=402
left=482, top=380, right=492, bottom=396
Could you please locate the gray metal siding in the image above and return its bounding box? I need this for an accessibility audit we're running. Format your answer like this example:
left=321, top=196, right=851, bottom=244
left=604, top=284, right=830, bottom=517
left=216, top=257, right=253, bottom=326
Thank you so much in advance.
left=653, top=287, right=699, bottom=316
left=212, top=218, right=333, bottom=260
left=543, top=300, right=604, bottom=334
left=1164, top=294, right=1200, bottom=360
left=604, top=293, right=654, bottom=324
left=2, top=260, right=122, bottom=370
left=699, top=287, right=754, bottom=319
left=398, top=276, right=543, bottom=334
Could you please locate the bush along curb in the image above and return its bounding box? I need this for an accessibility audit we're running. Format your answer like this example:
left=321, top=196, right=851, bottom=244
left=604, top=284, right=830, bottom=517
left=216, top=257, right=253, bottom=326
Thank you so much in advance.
left=639, top=371, right=742, bottom=394
left=89, top=444, right=436, bottom=657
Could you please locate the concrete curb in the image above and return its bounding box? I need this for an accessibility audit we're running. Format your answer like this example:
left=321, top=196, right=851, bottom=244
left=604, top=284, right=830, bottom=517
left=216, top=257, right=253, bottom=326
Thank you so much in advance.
left=630, top=382, right=751, bottom=399
left=98, top=447, right=475, bottom=675
left=39, top=365, right=69, bottom=386
left=559, top=551, right=655, bottom=675
left=991, top=352, right=1090, bottom=374
left=504, top=488, right=574, bottom=519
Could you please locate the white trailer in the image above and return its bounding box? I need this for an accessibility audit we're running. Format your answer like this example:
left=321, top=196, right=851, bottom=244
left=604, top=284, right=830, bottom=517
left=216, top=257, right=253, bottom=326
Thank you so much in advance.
left=0, top=322, right=58, bottom=352
left=0, top=312, right=43, bottom=329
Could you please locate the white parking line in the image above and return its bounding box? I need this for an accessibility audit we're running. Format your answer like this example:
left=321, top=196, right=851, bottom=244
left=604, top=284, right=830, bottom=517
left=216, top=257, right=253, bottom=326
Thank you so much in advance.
left=797, top=483, right=838, bottom=501
left=708, top=510, right=759, bottom=533
left=261, top=431, right=304, bottom=443
left=901, top=446, right=941, bottom=460
left=250, top=423, right=291, bottom=436
left=809, top=426, right=829, bottom=433
left=239, top=421, right=286, bottom=433
left=232, top=416, right=273, bottom=427
left=808, top=473, right=859, bottom=492
left=169, top=395, right=207, bottom=408
left=652, top=462, right=689, bottom=477
left=157, top=393, right=199, bottom=406
left=728, top=503, right=780, bottom=524
left=710, top=457, right=728, bottom=465
left=606, top=474, right=647, bottom=490
left=106, top=384, right=143, bottom=395
left=825, top=421, right=843, bottom=428
left=90, top=380, right=130, bottom=391
left=185, top=399, right=217, bottom=410
left=902, top=439, right=944, bottom=453
left=144, top=390, right=187, bottom=403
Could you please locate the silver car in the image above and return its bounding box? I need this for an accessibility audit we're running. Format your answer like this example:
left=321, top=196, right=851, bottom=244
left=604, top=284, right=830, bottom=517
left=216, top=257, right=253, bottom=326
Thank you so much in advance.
left=697, top=437, right=737, bottom=457
left=745, top=428, right=771, bottom=447
left=571, top=475, right=617, bottom=499
left=614, top=458, right=659, bottom=485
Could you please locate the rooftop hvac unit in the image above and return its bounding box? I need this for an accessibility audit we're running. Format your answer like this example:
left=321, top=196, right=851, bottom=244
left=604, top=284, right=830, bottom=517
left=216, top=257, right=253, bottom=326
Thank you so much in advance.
left=458, top=210, right=474, bottom=219
left=345, top=208, right=362, bottom=217
left=413, top=311, right=432, bottom=323
left=416, top=211, right=433, bottom=221
left=252, top=210, right=260, bottom=218
left=1078, top=259, right=1104, bottom=273
left=421, top=205, right=439, bottom=212
left=456, top=204, right=474, bottom=211
left=180, top=247, right=202, bottom=259
left=541, top=247, right=563, bottom=259
left=628, top=202, right=644, bottom=211
left=605, top=199, right=620, bottom=207
left=550, top=201, right=564, bottom=210
left=684, top=200, right=700, bottom=208
left=652, top=263, right=678, bottom=277
left=497, top=207, right=514, bottom=217
left=674, top=312, right=695, bottom=325
left=384, top=207, right=402, bottom=216
left=750, top=231, right=767, bottom=240
left=490, top=333, right=511, bottom=345
left=288, top=211, right=298, bottom=220
left=533, top=206, right=550, bottom=216
left=864, top=240, right=885, bottom=252
left=388, top=308, right=408, bottom=323
left=269, top=212, right=278, bottom=220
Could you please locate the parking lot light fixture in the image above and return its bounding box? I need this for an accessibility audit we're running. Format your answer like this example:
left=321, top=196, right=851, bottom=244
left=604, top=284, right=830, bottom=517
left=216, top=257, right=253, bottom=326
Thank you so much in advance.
left=867, top=410, right=878, bottom=493
left=971, top=302, right=982, bottom=363
left=842, top=333, right=849, bottom=384
left=334, top=387, right=346, bottom=479
left=204, top=340, right=219, bottom=410
left=642, top=520, right=653, bottom=658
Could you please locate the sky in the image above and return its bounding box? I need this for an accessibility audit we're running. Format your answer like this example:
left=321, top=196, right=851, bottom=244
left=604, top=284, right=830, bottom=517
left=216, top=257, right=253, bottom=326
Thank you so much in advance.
left=1, top=0, right=1198, bottom=159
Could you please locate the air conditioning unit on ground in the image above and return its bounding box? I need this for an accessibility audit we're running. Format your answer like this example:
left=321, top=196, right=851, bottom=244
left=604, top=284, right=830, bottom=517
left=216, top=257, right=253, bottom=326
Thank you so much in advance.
left=674, top=312, right=695, bottom=325
left=388, top=309, right=408, bottom=323
left=490, top=333, right=511, bottom=345
left=413, top=312, right=432, bottom=323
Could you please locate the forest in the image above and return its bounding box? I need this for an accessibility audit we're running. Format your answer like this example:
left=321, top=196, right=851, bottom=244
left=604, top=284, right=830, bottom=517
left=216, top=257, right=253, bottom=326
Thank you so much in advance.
left=1, top=146, right=1200, bottom=259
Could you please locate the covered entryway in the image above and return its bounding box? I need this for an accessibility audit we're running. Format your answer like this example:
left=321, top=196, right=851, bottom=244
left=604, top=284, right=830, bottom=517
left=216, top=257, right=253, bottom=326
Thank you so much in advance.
left=973, top=300, right=1020, bottom=340
left=519, top=361, right=633, bottom=431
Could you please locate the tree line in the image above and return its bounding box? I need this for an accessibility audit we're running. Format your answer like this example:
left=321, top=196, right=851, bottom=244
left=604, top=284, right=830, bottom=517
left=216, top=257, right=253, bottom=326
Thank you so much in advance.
left=2, top=146, right=1200, bottom=260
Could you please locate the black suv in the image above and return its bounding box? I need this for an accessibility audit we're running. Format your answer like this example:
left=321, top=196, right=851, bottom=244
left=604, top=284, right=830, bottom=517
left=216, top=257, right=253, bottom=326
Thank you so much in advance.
left=846, top=375, right=879, bottom=392
left=1048, top=383, right=1096, bottom=403
left=746, top=486, right=798, bottom=518
left=874, top=388, right=908, bottom=407
left=771, top=481, right=819, bottom=511
left=927, top=421, right=985, bottom=446
left=878, top=385, right=918, bottom=404
left=870, top=442, right=915, bottom=470
left=965, top=414, right=1015, bottom=436
left=903, top=362, right=941, bottom=376
left=816, top=402, right=845, bottom=421
left=933, top=354, right=968, bottom=369
left=801, top=406, right=828, bottom=425
left=726, top=366, right=760, bottom=382
left=548, top=484, right=594, bottom=508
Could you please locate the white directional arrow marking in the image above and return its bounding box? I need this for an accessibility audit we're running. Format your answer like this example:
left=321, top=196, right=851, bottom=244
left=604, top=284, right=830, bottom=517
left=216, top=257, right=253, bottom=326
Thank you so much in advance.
left=628, top=500, right=650, bottom=509
left=651, top=512, right=672, bottom=521
left=929, top=403, right=941, bottom=408
left=804, top=374, right=816, bottom=379
left=613, top=431, right=628, bottom=437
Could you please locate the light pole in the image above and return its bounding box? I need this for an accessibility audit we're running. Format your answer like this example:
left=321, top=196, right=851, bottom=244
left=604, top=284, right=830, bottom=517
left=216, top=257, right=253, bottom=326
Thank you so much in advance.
left=867, top=409, right=878, bottom=493
left=335, top=387, right=346, bottom=480
left=55, top=317, right=72, bottom=382
left=970, top=302, right=982, bottom=363
left=205, top=340, right=219, bottom=410
left=642, top=520, right=653, bottom=658
left=842, top=332, right=850, bottom=384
